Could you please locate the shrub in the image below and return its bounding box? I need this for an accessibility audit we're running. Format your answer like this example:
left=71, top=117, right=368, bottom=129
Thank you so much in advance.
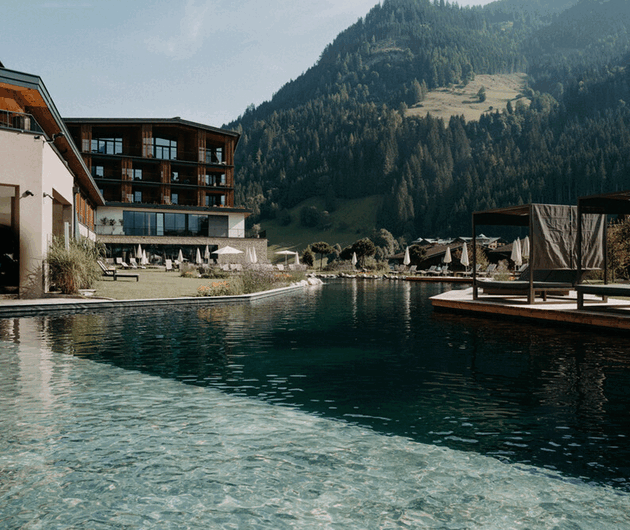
left=361, top=257, right=389, bottom=272
left=302, top=248, right=315, bottom=267
left=196, top=269, right=303, bottom=297
left=45, top=236, right=104, bottom=294
left=240, top=268, right=281, bottom=294
left=197, top=280, right=237, bottom=297
left=200, top=267, right=230, bottom=279
left=324, top=260, right=353, bottom=272
left=608, top=217, right=630, bottom=280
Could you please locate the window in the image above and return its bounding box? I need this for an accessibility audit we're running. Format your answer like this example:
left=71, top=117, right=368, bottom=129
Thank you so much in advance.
left=92, top=165, right=104, bottom=178
left=205, top=195, right=210, bottom=207
left=91, top=138, right=122, bottom=155
left=171, top=171, right=179, bottom=183
left=171, top=193, right=178, bottom=205
left=208, top=215, right=228, bottom=237
left=134, top=191, right=142, bottom=203
left=132, top=169, right=142, bottom=181
left=205, top=147, right=223, bottom=164
left=122, top=212, right=224, bottom=237
left=153, top=137, right=177, bottom=160
left=164, top=213, right=186, bottom=236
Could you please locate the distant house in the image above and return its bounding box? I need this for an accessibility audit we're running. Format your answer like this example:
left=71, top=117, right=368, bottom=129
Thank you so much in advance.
left=0, top=66, right=104, bottom=297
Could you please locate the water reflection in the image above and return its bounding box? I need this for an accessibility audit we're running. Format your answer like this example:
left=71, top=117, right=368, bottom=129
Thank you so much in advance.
left=2, top=280, right=630, bottom=489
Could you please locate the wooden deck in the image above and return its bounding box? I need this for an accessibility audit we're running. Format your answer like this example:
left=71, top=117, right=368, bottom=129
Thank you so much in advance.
left=431, top=287, right=630, bottom=332
left=406, top=275, right=472, bottom=284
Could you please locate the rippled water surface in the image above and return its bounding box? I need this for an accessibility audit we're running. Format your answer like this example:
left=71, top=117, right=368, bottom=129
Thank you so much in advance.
left=1, top=280, right=630, bottom=528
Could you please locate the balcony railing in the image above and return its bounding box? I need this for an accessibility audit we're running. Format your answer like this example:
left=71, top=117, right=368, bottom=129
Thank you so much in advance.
left=0, top=110, right=44, bottom=135
left=95, top=225, right=246, bottom=238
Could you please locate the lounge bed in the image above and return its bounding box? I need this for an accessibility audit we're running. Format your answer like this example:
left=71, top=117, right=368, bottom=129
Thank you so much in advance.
left=472, top=203, right=605, bottom=305
left=576, top=284, right=630, bottom=310
left=477, top=269, right=575, bottom=301
left=98, top=260, right=139, bottom=281
left=576, top=191, right=630, bottom=311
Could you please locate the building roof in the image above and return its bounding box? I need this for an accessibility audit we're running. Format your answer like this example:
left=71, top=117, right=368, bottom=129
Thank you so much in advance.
left=578, top=190, right=630, bottom=215
left=64, top=116, right=241, bottom=147
left=0, top=67, right=105, bottom=205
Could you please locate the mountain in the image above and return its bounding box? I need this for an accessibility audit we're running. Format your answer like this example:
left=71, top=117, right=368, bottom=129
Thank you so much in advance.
left=226, top=0, right=630, bottom=243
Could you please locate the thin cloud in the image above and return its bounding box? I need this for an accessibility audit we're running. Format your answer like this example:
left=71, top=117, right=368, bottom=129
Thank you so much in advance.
left=146, top=0, right=212, bottom=60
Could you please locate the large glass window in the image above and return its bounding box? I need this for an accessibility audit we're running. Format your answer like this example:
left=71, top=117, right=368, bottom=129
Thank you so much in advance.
left=91, top=138, right=122, bottom=155
left=153, top=137, right=177, bottom=160
left=122, top=211, right=226, bottom=237
left=123, top=211, right=153, bottom=236
left=208, top=215, right=228, bottom=237
left=164, top=213, right=187, bottom=236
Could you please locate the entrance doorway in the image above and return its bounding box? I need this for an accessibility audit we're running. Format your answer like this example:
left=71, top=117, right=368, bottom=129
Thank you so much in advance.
left=0, top=185, right=19, bottom=292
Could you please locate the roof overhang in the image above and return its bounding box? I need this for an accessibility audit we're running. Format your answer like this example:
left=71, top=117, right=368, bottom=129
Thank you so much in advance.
left=578, top=191, right=630, bottom=215
left=63, top=116, right=241, bottom=148
left=0, top=67, right=105, bottom=206
left=473, top=204, right=531, bottom=227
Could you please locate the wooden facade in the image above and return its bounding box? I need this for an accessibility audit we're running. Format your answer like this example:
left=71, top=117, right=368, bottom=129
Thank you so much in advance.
left=64, top=118, right=240, bottom=211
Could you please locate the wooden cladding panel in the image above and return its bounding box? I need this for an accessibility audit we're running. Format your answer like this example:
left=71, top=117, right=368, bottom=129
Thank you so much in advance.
left=142, top=124, right=152, bottom=158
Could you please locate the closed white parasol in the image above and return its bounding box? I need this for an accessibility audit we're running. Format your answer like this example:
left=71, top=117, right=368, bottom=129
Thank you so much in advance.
left=460, top=242, right=470, bottom=270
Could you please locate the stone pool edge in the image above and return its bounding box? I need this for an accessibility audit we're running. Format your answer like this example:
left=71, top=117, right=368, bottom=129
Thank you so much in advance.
left=0, top=280, right=323, bottom=318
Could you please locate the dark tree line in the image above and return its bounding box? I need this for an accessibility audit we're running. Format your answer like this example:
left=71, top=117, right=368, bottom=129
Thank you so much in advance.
left=227, top=0, right=630, bottom=239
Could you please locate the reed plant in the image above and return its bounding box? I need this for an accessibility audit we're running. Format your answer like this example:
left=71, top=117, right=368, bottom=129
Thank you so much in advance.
left=196, top=269, right=306, bottom=297
left=45, top=237, right=104, bottom=294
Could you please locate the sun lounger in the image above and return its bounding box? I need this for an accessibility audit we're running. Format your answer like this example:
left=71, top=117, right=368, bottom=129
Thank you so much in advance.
left=477, top=269, right=576, bottom=302
left=130, top=257, right=146, bottom=269
left=115, top=257, right=130, bottom=269
left=577, top=283, right=630, bottom=310
left=165, top=259, right=174, bottom=272
left=98, top=260, right=139, bottom=281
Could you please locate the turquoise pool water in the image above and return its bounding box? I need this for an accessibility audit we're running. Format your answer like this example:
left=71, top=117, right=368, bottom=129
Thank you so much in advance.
left=1, top=280, right=629, bottom=528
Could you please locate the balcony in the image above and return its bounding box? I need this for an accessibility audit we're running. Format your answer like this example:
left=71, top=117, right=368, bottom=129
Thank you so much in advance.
left=0, top=110, right=44, bottom=135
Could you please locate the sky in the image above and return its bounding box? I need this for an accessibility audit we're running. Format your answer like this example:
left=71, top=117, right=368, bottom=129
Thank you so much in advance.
left=2, top=0, right=493, bottom=127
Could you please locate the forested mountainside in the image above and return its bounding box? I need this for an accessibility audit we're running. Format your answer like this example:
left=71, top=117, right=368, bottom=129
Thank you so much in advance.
left=227, top=0, right=630, bottom=239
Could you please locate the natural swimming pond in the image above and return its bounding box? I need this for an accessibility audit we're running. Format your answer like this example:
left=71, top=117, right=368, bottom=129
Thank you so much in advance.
left=1, top=279, right=629, bottom=528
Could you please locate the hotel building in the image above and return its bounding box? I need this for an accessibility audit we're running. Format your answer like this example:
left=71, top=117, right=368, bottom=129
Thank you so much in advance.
left=64, top=117, right=262, bottom=263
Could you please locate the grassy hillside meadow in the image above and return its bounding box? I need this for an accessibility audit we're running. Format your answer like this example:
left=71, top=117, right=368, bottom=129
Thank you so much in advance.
left=261, top=195, right=383, bottom=261
left=258, top=73, right=529, bottom=258
left=406, top=73, right=530, bottom=122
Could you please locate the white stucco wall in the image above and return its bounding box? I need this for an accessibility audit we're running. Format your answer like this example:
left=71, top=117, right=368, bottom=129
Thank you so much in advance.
left=228, top=212, right=246, bottom=238
left=0, top=130, right=76, bottom=297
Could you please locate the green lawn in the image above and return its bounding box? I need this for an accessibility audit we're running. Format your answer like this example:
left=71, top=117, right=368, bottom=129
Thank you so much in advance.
left=94, top=269, right=212, bottom=299
left=93, top=267, right=310, bottom=300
